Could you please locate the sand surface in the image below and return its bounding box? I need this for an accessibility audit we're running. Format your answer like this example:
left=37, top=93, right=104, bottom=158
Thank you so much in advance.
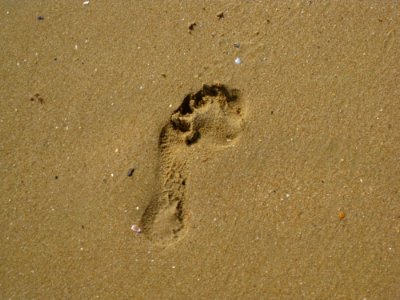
left=1, top=1, right=400, bottom=299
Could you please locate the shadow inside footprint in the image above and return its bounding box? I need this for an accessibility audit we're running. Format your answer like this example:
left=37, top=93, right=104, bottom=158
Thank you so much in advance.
left=139, top=84, right=245, bottom=245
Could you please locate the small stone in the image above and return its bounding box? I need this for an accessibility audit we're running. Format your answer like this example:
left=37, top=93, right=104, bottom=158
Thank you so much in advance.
left=37, top=16, right=44, bottom=21
left=338, top=211, right=346, bottom=220
left=188, top=22, right=197, bottom=32
left=127, top=168, right=135, bottom=177
left=234, top=57, right=242, bottom=65
left=216, top=11, right=224, bottom=19
left=131, top=224, right=141, bottom=234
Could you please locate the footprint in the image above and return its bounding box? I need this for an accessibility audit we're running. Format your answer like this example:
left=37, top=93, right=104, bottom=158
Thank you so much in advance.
left=139, top=84, right=245, bottom=245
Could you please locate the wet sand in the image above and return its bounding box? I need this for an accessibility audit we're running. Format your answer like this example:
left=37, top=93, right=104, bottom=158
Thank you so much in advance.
left=1, top=1, right=399, bottom=299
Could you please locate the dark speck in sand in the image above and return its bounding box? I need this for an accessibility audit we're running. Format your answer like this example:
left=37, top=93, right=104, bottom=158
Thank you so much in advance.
left=127, top=168, right=135, bottom=177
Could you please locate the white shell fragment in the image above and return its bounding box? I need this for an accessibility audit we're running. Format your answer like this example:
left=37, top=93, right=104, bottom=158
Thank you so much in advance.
left=131, top=224, right=141, bottom=234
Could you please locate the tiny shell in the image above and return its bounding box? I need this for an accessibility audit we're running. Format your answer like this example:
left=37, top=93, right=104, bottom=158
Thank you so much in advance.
left=131, top=224, right=141, bottom=234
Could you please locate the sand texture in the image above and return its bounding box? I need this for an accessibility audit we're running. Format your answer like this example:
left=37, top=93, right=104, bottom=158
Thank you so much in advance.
left=1, top=1, right=400, bottom=299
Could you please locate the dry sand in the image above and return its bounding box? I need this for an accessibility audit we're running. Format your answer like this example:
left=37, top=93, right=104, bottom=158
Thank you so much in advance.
left=1, top=1, right=400, bottom=299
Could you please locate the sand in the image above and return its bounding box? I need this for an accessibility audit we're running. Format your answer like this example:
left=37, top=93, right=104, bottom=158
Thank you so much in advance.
left=1, top=1, right=399, bottom=299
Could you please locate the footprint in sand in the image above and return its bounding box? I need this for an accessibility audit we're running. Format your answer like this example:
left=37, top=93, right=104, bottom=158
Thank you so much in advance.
left=139, top=84, right=245, bottom=245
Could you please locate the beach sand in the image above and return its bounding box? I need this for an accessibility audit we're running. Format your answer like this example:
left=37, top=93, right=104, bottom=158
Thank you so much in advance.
left=1, top=1, right=399, bottom=299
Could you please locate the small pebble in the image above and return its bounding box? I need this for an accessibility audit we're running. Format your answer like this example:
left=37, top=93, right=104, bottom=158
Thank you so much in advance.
left=131, top=224, right=141, bottom=234
left=37, top=16, right=44, bottom=21
left=338, top=211, right=346, bottom=220
left=234, top=57, right=242, bottom=65
left=233, top=43, right=240, bottom=48
left=188, top=22, right=196, bottom=32
left=127, top=168, right=135, bottom=177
